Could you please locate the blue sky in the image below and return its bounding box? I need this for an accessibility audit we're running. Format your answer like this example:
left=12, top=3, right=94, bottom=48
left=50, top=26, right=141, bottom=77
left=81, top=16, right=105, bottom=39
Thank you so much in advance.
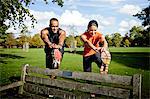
left=7, top=0, right=149, bottom=36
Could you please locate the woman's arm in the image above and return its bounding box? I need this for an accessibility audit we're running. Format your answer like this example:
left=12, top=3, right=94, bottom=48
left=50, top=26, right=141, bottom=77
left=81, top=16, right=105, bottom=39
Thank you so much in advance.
left=81, top=34, right=97, bottom=51
left=101, top=35, right=108, bottom=48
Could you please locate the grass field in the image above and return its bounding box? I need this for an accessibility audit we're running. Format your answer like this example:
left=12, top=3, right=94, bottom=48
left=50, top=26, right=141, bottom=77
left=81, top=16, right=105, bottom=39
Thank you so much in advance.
left=0, top=47, right=150, bottom=98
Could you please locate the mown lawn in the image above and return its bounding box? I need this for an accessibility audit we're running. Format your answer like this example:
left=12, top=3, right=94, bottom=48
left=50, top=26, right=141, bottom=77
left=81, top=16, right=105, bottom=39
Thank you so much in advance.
left=0, top=47, right=149, bottom=98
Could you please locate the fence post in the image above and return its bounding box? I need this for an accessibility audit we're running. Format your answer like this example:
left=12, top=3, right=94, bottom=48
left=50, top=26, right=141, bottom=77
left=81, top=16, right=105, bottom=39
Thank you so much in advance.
left=18, top=64, right=29, bottom=94
left=133, top=74, right=141, bottom=99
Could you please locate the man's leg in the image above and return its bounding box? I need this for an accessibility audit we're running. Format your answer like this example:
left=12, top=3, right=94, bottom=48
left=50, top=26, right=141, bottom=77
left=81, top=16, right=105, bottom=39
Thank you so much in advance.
left=46, top=52, right=53, bottom=69
left=46, top=52, right=57, bottom=79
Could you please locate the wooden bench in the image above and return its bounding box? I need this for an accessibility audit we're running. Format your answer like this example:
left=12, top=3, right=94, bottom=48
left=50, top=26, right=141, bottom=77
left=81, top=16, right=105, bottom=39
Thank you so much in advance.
left=0, top=64, right=142, bottom=99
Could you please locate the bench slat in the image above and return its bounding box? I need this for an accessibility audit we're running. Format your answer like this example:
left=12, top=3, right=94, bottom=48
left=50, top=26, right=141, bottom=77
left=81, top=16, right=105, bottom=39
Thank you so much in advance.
left=133, top=74, right=142, bottom=99
left=25, top=76, right=130, bottom=99
left=0, top=81, right=23, bottom=92
left=26, top=66, right=132, bottom=85
left=24, top=83, right=92, bottom=99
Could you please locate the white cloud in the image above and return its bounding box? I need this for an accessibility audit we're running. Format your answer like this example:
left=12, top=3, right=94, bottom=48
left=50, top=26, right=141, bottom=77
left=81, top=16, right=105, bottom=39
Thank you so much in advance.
left=119, top=20, right=129, bottom=28
left=86, top=15, right=115, bottom=27
left=129, top=20, right=141, bottom=27
left=7, top=10, right=89, bottom=36
left=118, top=28, right=127, bottom=33
left=118, top=4, right=141, bottom=15
left=30, top=10, right=59, bottom=21
left=60, top=10, right=89, bottom=26
left=104, top=0, right=125, bottom=4
left=118, top=19, right=141, bottom=35
left=89, top=0, right=125, bottom=4
left=6, top=10, right=59, bottom=35
left=102, top=17, right=115, bottom=26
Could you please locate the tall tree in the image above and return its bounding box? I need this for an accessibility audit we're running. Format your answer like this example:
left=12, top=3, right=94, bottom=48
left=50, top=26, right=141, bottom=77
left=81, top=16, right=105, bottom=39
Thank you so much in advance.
left=65, top=35, right=75, bottom=48
left=133, top=2, right=150, bottom=46
left=105, top=34, right=113, bottom=47
left=112, top=33, right=122, bottom=47
left=133, top=4, right=150, bottom=30
left=129, top=26, right=144, bottom=46
left=0, top=0, right=63, bottom=40
left=75, top=36, right=83, bottom=47
left=121, top=33, right=131, bottom=47
left=30, top=33, right=45, bottom=48
left=4, top=33, right=16, bottom=48
left=16, top=34, right=29, bottom=48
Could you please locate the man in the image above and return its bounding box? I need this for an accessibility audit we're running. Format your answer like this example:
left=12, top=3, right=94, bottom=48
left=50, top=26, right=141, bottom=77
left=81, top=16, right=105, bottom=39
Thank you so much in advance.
left=41, top=18, right=66, bottom=69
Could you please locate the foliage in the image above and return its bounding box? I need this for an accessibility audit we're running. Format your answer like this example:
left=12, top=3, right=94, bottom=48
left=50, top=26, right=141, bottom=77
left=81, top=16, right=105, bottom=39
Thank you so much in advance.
left=129, top=26, right=145, bottom=46
left=111, top=33, right=122, bottom=47
left=30, top=33, right=45, bottom=48
left=133, top=4, right=150, bottom=29
left=133, top=2, right=150, bottom=46
left=123, top=39, right=130, bottom=47
left=16, top=34, right=30, bottom=48
left=105, top=34, right=113, bottom=47
left=0, top=0, right=64, bottom=41
left=65, top=35, right=75, bottom=48
left=75, top=36, right=83, bottom=47
left=4, top=33, right=16, bottom=48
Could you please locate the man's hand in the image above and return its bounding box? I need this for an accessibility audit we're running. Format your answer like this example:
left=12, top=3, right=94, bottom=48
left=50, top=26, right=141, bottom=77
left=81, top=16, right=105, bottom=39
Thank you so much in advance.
left=51, top=44, right=62, bottom=49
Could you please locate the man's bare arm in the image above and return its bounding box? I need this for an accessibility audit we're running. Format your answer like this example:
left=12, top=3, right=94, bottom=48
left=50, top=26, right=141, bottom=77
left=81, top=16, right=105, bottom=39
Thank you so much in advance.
left=51, top=30, right=66, bottom=49
left=41, top=29, right=52, bottom=48
left=58, top=30, right=66, bottom=48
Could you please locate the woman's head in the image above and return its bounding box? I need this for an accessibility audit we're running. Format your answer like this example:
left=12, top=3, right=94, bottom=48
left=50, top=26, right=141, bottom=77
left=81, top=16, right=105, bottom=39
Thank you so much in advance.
left=87, top=20, right=98, bottom=34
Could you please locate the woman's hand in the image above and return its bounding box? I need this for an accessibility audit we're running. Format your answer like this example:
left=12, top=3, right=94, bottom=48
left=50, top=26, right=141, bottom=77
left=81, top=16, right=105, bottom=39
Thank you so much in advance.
left=94, top=47, right=105, bottom=53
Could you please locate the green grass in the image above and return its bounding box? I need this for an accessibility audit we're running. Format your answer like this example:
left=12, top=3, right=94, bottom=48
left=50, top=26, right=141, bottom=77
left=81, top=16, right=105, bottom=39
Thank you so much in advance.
left=0, top=47, right=150, bottom=98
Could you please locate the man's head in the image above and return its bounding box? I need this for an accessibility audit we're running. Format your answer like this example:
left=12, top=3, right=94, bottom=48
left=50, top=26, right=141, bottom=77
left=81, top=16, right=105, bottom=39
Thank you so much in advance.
left=49, top=18, right=59, bottom=33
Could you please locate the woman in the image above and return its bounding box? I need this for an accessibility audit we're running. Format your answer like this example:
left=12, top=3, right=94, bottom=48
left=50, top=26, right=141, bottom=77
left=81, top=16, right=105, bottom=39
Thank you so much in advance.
left=81, top=20, right=109, bottom=74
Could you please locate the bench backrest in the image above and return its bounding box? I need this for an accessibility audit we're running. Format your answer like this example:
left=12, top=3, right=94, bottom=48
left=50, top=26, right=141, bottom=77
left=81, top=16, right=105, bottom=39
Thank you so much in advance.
left=19, top=64, right=141, bottom=99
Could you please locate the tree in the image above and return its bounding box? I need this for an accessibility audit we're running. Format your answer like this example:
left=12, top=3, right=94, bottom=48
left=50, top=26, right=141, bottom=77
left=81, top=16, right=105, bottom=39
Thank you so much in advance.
left=0, top=0, right=64, bottom=41
left=123, top=39, right=131, bottom=47
left=30, top=33, right=45, bottom=48
left=129, top=26, right=144, bottom=46
left=133, top=4, right=150, bottom=30
left=75, top=36, right=83, bottom=47
left=16, top=34, right=29, bottom=48
left=65, top=35, right=75, bottom=48
left=133, top=3, right=150, bottom=46
left=112, top=33, right=122, bottom=47
left=4, top=33, right=16, bottom=48
left=121, top=33, right=131, bottom=47
left=105, top=34, right=113, bottom=47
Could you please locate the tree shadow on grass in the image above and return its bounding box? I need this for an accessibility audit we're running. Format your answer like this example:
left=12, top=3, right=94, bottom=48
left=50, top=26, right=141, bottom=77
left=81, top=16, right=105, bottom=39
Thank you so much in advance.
left=0, top=53, right=25, bottom=64
left=65, top=51, right=150, bottom=70
left=111, top=52, right=150, bottom=70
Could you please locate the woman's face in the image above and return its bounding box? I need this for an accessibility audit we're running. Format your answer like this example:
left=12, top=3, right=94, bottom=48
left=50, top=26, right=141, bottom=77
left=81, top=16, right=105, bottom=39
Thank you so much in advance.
left=88, top=25, right=98, bottom=35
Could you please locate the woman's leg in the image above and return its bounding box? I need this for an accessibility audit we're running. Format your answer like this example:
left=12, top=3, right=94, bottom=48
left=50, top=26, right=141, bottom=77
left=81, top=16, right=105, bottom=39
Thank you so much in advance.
left=100, top=63, right=105, bottom=74
left=94, top=52, right=104, bottom=74
left=83, top=56, right=92, bottom=72
left=104, top=65, right=109, bottom=74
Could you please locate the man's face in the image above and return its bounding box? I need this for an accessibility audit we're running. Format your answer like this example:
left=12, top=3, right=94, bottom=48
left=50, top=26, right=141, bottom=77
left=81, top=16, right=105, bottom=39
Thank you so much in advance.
left=50, top=20, right=59, bottom=33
